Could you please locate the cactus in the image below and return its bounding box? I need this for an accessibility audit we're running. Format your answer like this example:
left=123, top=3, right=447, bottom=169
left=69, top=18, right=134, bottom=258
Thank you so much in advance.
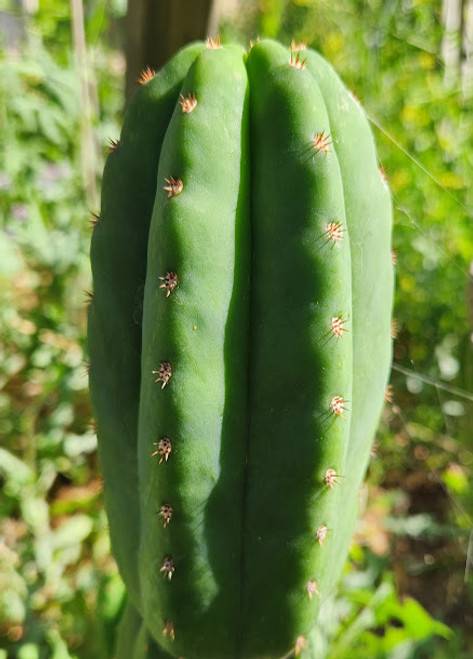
left=88, top=38, right=393, bottom=659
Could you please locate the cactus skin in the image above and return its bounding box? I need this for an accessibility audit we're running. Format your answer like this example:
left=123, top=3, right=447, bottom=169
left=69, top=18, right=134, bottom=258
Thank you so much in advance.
left=116, top=601, right=173, bottom=659
left=88, top=38, right=393, bottom=659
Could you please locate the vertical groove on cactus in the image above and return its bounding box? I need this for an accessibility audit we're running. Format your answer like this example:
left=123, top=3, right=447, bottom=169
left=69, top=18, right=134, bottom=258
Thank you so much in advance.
left=88, top=37, right=393, bottom=659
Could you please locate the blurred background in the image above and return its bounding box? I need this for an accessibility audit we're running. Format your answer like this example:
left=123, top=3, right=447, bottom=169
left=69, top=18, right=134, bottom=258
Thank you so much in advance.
left=1, top=0, right=473, bottom=657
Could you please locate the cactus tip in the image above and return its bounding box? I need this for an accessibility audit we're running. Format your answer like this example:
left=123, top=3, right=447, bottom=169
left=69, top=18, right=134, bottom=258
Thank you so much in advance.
left=290, top=51, right=306, bottom=69
left=290, top=40, right=307, bottom=51
left=138, top=66, right=156, bottom=85
left=206, top=35, right=221, bottom=49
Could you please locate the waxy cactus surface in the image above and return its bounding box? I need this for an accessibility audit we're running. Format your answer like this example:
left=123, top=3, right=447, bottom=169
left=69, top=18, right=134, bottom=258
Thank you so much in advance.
left=88, top=38, right=394, bottom=659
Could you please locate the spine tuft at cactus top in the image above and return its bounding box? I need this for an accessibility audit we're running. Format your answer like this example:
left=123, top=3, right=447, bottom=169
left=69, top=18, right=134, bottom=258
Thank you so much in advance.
left=88, top=38, right=394, bottom=659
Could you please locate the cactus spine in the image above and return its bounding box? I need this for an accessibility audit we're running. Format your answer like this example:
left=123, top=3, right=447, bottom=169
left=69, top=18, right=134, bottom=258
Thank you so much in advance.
left=88, top=38, right=393, bottom=659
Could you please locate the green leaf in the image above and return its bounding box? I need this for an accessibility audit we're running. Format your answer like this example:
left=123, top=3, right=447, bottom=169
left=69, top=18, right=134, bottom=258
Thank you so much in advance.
left=0, top=447, right=35, bottom=490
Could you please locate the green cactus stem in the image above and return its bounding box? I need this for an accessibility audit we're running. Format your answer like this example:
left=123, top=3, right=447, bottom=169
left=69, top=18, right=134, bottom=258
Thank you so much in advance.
left=88, top=38, right=393, bottom=659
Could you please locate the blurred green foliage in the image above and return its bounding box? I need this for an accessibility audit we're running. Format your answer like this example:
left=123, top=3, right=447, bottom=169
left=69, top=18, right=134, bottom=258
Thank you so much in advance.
left=0, top=1, right=126, bottom=657
left=1, top=0, right=472, bottom=657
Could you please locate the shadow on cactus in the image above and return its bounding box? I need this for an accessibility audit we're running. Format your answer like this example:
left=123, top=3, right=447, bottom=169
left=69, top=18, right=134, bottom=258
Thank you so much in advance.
left=87, top=37, right=394, bottom=659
